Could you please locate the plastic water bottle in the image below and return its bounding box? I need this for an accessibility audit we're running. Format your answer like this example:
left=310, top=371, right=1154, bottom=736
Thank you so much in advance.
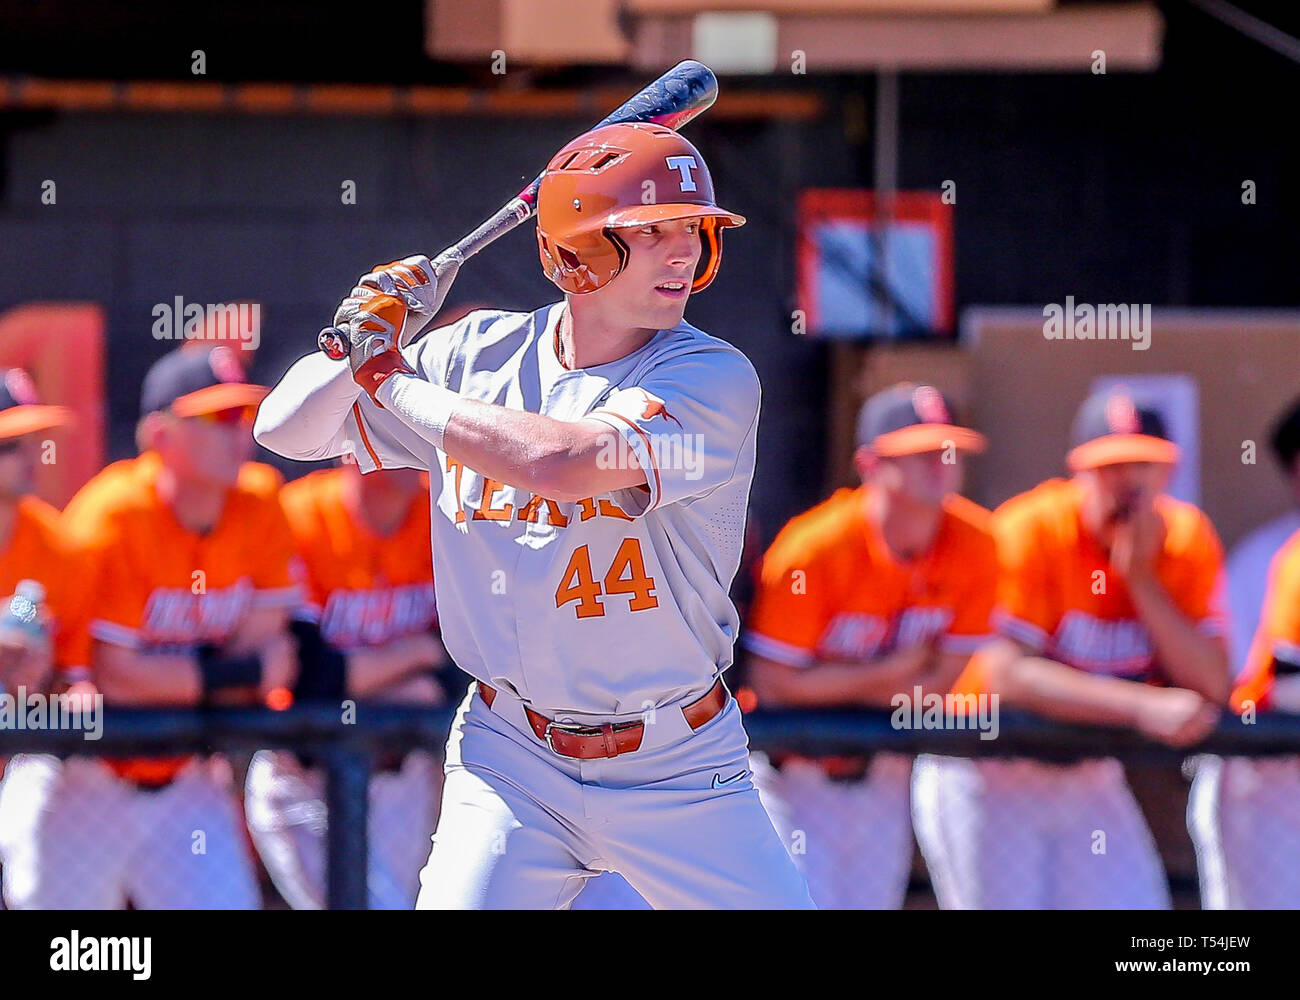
left=0, top=580, right=48, bottom=696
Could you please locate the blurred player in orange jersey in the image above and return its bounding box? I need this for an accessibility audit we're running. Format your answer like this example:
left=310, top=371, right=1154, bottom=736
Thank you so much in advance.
left=743, top=384, right=996, bottom=909
left=913, top=388, right=1229, bottom=909
left=1188, top=526, right=1300, bottom=909
left=245, top=460, right=449, bottom=909
left=0, top=346, right=300, bottom=909
left=0, top=370, right=74, bottom=702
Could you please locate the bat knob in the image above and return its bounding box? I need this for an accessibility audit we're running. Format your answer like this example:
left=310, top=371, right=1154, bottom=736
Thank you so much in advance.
left=318, top=326, right=351, bottom=360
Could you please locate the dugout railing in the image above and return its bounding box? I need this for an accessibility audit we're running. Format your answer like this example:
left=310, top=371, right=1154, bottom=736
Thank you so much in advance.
left=2, top=701, right=1299, bottom=908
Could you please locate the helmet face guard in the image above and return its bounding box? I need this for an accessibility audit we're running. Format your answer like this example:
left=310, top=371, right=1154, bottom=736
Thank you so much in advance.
left=536, top=123, right=745, bottom=295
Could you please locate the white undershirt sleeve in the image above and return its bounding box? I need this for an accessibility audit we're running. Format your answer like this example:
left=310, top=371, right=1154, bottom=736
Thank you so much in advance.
left=374, top=372, right=463, bottom=452
left=253, top=352, right=362, bottom=461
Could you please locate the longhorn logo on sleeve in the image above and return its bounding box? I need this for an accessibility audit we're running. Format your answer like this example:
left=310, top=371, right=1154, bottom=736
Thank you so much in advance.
left=640, top=391, right=682, bottom=427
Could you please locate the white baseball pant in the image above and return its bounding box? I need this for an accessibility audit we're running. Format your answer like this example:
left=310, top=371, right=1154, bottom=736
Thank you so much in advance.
left=244, top=748, right=442, bottom=910
left=569, top=871, right=653, bottom=909
left=1187, top=755, right=1300, bottom=909
left=416, top=684, right=815, bottom=909
left=0, top=754, right=260, bottom=909
left=753, top=752, right=915, bottom=909
left=911, top=754, right=1170, bottom=909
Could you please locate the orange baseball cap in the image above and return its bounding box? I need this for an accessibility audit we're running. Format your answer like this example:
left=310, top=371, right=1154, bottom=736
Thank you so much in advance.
left=856, top=382, right=987, bottom=457
left=0, top=368, right=72, bottom=441
left=1066, top=388, right=1179, bottom=471
left=140, top=345, right=268, bottom=418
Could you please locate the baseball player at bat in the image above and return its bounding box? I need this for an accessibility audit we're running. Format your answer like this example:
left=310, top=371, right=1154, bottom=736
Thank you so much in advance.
left=1188, top=521, right=1300, bottom=909
left=255, top=122, right=814, bottom=908
left=912, top=388, right=1230, bottom=909
left=744, top=384, right=996, bottom=909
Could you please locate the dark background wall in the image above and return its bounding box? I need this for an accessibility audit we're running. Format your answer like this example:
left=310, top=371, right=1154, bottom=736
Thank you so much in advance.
left=0, top=0, right=1295, bottom=543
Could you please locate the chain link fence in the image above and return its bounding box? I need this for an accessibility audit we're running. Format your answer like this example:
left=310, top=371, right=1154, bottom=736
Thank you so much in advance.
left=3, top=703, right=1299, bottom=908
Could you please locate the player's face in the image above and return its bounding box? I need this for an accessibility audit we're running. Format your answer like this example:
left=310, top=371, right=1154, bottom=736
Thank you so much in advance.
left=605, top=218, right=704, bottom=330
left=874, top=450, right=963, bottom=507
left=156, top=408, right=255, bottom=488
left=1077, top=461, right=1172, bottom=529
left=0, top=435, right=39, bottom=500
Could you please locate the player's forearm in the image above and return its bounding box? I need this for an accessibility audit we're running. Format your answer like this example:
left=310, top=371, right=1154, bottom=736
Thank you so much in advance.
left=1127, top=575, right=1231, bottom=703
left=988, top=650, right=1162, bottom=728
left=750, top=648, right=932, bottom=709
left=92, top=646, right=203, bottom=706
left=377, top=373, right=643, bottom=500
left=254, top=353, right=361, bottom=461
left=345, top=632, right=445, bottom=698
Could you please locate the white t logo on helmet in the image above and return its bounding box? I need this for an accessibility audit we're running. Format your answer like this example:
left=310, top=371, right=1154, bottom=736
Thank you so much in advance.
left=665, top=155, right=699, bottom=192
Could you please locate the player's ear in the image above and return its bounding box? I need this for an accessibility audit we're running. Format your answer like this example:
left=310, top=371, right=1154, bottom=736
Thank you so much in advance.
left=136, top=412, right=165, bottom=454
left=853, top=445, right=877, bottom=483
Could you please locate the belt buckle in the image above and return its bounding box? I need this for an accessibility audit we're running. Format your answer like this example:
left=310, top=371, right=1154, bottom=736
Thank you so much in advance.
left=542, top=719, right=592, bottom=756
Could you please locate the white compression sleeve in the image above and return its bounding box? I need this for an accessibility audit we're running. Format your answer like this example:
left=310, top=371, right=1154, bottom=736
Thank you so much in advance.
left=374, top=372, right=462, bottom=452
left=253, top=352, right=363, bottom=461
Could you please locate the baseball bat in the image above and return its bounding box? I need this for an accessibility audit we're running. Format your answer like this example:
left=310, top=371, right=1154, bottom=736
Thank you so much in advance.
left=318, top=60, right=719, bottom=357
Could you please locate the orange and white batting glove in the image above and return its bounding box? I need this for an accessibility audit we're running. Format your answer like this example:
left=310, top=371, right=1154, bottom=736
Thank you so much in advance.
left=327, top=289, right=414, bottom=407
left=359, top=252, right=462, bottom=347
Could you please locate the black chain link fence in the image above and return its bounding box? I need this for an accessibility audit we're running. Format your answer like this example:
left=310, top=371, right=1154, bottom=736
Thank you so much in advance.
left=3, top=703, right=1298, bottom=908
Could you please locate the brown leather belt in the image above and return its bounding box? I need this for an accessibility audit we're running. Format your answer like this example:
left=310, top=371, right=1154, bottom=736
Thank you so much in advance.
left=477, top=679, right=727, bottom=760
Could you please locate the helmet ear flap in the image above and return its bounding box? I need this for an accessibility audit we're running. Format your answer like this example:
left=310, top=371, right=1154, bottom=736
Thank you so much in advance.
left=691, top=218, right=725, bottom=292
left=604, top=228, right=630, bottom=278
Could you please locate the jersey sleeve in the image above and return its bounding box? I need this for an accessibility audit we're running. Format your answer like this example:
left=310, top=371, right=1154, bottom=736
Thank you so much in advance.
left=742, top=531, right=831, bottom=669
left=1235, top=537, right=1300, bottom=710
left=346, top=313, right=473, bottom=474
left=991, top=508, right=1057, bottom=653
left=941, top=531, right=998, bottom=656
left=585, top=346, right=761, bottom=516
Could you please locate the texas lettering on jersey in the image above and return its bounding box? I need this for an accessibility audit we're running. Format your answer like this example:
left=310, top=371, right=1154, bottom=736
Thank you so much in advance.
left=443, top=453, right=638, bottom=529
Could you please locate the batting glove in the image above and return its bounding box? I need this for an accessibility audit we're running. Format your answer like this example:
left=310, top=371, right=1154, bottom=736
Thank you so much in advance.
left=359, top=252, right=462, bottom=348
left=323, top=290, right=415, bottom=407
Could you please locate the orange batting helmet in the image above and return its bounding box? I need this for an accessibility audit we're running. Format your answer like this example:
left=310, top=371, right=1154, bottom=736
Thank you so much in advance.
left=536, top=122, right=746, bottom=295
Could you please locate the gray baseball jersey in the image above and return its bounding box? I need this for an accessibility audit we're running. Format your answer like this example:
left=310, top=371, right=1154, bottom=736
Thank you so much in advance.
left=334, top=302, right=760, bottom=719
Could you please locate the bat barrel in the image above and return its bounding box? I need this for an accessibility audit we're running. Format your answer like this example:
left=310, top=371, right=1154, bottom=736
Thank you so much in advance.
left=595, top=60, right=718, bottom=131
